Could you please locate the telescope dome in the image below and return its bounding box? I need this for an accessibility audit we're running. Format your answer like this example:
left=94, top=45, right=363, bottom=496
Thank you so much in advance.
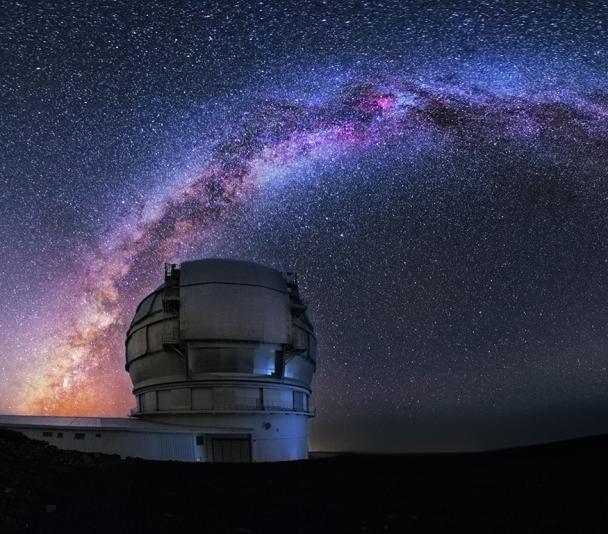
left=126, top=258, right=316, bottom=420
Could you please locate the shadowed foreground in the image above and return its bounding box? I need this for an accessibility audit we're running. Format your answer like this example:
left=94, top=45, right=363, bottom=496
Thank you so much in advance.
left=1, top=429, right=608, bottom=533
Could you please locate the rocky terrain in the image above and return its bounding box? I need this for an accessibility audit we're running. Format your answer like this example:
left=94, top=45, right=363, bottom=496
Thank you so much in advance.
left=1, top=428, right=608, bottom=533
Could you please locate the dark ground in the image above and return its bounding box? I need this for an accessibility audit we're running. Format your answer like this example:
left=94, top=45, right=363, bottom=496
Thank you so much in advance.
left=1, top=429, right=608, bottom=533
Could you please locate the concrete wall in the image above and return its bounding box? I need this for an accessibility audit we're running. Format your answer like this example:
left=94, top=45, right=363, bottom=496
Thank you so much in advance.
left=143, top=412, right=310, bottom=462
left=5, top=413, right=309, bottom=462
left=7, top=427, right=197, bottom=462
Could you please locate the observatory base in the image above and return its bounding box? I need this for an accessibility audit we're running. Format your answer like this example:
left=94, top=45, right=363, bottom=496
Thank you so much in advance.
left=0, top=413, right=309, bottom=463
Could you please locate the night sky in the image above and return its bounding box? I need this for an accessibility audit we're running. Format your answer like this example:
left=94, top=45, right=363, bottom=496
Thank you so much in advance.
left=1, top=1, right=608, bottom=452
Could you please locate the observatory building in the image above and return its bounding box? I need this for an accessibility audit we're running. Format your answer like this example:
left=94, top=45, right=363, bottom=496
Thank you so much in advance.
left=0, top=259, right=317, bottom=462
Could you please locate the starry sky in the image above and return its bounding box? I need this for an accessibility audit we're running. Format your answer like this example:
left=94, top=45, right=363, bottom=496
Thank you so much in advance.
left=1, top=0, right=608, bottom=452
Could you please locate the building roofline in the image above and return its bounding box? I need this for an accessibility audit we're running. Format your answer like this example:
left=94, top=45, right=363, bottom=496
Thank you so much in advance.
left=0, top=414, right=249, bottom=434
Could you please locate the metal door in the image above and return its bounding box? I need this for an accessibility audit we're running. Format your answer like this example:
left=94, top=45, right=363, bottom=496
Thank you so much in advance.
left=210, top=437, right=252, bottom=462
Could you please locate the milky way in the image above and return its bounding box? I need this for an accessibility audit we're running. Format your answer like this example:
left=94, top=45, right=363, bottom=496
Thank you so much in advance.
left=2, top=1, right=608, bottom=451
left=14, top=74, right=607, bottom=414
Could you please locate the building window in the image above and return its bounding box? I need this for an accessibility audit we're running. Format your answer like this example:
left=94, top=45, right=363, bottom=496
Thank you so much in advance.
left=95, top=433, right=101, bottom=438
left=264, top=388, right=293, bottom=410
left=196, top=435, right=205, bottom=445
left=57, top=432, right=63, bottom=438
left=294, top=391, right=305, bottom=412
left=74, top=433, right=85, bottom=440
left=42, top=431, right=52, bottom=437
left=214, top=387, right=262, bottom=411
left=192, top=388, right=212, bottom=410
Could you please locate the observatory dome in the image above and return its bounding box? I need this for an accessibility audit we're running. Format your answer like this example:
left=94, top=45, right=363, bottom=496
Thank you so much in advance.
left=125, top=259, right=317, bottom=449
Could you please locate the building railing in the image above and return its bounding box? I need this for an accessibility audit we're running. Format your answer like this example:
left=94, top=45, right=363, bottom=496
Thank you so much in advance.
left=134, top=388, right=314, bottom=415
left=213, top=398, right=264, bottom=411
left=133, top=401, right=314, bottom=416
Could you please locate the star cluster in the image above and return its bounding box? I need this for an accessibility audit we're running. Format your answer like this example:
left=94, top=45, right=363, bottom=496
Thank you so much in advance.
left=1, top=0, right=607, bottom=451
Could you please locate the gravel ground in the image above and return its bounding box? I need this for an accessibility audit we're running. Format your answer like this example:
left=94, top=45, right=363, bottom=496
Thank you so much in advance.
left=1, top=429, right=608, bottom=533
